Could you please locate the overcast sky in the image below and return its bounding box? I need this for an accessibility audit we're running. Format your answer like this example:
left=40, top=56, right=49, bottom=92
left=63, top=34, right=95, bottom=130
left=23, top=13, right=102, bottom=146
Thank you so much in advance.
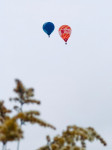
left=0, top=0, right=112, bottom=150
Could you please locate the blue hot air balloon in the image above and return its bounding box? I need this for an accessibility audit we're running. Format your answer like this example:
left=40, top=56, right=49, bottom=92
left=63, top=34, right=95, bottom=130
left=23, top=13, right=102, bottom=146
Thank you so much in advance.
left=43, top=22, right=55, bottom=37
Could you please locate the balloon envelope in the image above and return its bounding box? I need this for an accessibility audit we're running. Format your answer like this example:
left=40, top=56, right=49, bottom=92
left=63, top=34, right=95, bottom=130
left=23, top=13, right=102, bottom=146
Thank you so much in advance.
left=58, top=25, right=72, bottom=44
left=43, top=22, right=55, bottom=37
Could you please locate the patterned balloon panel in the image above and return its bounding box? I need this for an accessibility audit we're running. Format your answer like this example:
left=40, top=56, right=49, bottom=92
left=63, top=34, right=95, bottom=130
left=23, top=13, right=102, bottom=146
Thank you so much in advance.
left=59, top=25, right=72, bottom=43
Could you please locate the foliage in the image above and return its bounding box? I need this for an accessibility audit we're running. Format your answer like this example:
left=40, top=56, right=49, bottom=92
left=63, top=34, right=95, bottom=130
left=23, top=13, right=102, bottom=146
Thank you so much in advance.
left=0, top=118, right=23, bottom=144
left=13, top=111, right=55, bottom=129
left=38, top=125, right=107, bottom=150
left=0, top=79, right=55, bottom=150
left=10, top=79, right=40, bottom=106
left=0, top=79, right=107, bottom=150
left=10, top=79, right=56, bottom=129
left=0, top=101, right=11, bottom=123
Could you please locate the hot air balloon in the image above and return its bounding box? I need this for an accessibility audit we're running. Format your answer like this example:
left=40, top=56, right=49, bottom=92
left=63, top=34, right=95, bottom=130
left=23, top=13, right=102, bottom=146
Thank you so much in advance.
left=58, top=25, right=72, bottom=44
left=43, top=22, right=55, bottom=37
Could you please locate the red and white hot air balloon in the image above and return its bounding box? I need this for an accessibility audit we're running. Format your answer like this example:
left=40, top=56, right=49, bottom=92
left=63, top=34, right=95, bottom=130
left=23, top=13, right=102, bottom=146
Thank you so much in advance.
left=58, top=25, right=72, bottom=44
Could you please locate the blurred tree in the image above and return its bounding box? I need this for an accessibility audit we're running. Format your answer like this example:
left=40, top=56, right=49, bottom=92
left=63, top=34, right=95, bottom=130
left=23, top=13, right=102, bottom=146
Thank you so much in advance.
left=0, top=101, right=22, bottom=150
left=38, top=125, right=107, bottom=150
left=0, top=79, right=56, bottom=150
left=10, top=79, right=56, bottom=150
left=0, top=79, right=107, bottom=150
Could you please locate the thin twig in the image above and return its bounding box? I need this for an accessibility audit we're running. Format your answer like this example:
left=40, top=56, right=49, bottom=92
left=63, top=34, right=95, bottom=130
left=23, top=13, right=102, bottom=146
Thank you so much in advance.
left=17, top=103, right=23, bottom=150
left=2, top=143, right=6, bottom=150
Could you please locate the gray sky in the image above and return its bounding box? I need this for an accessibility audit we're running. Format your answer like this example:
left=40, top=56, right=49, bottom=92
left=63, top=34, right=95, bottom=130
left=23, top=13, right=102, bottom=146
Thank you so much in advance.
left=0, top=0, right=112, bottom=150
